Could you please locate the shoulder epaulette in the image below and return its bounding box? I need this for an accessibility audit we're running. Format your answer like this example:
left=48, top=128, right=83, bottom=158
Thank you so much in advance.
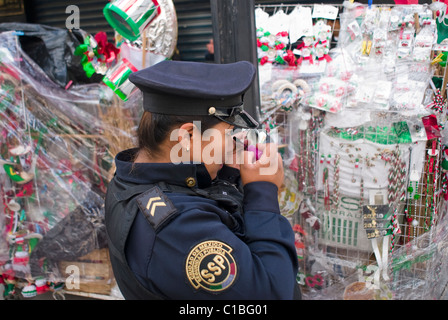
left=136, top=186, right=177, bottom=231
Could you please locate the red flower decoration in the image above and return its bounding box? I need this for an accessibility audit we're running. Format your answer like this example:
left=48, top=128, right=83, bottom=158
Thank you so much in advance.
left=305, top=273, right=324, bottom=288
left=260, top=56, right=269, bottom=65
left=283, top=50, right=297, bottom=67
left=94, top=32, right=120, bottom=64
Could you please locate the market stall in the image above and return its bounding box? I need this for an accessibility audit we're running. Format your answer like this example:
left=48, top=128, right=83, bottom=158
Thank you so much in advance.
left=258, top=1, right=448, bottom=299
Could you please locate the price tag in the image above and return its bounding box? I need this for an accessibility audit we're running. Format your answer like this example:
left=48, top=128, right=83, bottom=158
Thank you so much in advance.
left=312, top=5, right=339, bottom=20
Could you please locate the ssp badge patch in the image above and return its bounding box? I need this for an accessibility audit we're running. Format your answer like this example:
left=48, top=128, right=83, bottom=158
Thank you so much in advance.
left=185, top=240, right=237, bottom=293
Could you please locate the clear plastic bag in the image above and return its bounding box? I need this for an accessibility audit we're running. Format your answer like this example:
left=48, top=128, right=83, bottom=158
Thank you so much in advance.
left=315, top=4, right=437, bottom=113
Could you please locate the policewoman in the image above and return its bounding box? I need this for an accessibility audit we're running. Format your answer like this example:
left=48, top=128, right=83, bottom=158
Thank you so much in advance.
left=105, top=60, right=301, bottom=300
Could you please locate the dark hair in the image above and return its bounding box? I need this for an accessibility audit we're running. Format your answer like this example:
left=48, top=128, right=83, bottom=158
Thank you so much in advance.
left=137, top=111, right=222, bottom=158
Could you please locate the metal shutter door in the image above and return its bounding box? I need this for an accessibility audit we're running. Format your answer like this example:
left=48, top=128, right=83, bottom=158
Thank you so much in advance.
left=174, top=0, right=212, bottom=62
left=32, top=0, right=114, bottom=38
left=30, top=0, right=213, bottom=62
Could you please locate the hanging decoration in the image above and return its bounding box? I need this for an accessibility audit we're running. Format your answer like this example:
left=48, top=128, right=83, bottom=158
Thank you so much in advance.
left=74, top=32, right=120, bottom=77
left=103, top=0, right=161, bottom=42
left=426, top=88, right=445, bottom=113
left=102, top=58, right=138, bottom=101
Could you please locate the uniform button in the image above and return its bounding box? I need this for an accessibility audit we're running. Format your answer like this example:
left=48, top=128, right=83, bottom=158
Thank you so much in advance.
left=208, top=107, right=216, bottom=115
left=185, top=177, right=196, bottom=188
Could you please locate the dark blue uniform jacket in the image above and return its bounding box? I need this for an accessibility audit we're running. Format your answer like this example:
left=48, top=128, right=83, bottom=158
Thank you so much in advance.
left=106, top=148, right=299, bottom=300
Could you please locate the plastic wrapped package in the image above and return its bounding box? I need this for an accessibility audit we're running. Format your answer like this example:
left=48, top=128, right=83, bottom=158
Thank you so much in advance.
left=255, top=5, right=341, bottom=116
left=338, top=4, right=436, bottom=64
left=303, top=51, right=433, bottom=113
left=314, top=3, right=437, bottom=113
left=255, top=7, right=292, bottom=67
left=391, top=62, right=433, bottom=111
left=294, top=5, right=362, bottom=113
left=256, top=4, right=338, bottom=72
left=0, top=31, right=141, bottom=299
left=313, top=117, right=418, bottom=251
left=0, top=185, right=8, bottom=264
left=285, top=51, right=445, bottom=298
left=257, top=62, right=324, bottom=215
left=302, top=73, right=357, bottom=113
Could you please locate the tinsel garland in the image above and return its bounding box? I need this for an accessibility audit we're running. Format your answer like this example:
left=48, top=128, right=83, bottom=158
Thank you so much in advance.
left=426, top=88, right=445, bottom=113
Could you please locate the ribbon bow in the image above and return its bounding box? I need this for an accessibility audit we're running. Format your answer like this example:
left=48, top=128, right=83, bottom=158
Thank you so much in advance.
left=74, top=32, right=120, bottom=77
left=74, top=36, right=98, bottom=78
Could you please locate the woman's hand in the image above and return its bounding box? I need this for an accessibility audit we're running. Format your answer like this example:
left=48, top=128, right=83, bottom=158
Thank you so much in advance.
left=239, top=143, right=284, bottom=190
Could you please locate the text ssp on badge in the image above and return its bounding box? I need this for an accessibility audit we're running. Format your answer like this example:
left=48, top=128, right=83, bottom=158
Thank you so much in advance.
left=179, top=304, right=268, bottom=317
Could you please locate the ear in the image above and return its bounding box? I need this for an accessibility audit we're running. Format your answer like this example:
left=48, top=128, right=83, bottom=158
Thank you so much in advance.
left=178, top=123, right=195, bottom=140
left=177, top=123, right=195, bottom=149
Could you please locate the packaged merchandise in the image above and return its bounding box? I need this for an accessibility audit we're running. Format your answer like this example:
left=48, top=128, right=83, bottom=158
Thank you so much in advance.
left=256, top=2, right=448, bottom=300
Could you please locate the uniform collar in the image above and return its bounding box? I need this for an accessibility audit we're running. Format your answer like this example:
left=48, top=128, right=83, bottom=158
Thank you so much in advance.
left=114, top=148, right=213, bottom=189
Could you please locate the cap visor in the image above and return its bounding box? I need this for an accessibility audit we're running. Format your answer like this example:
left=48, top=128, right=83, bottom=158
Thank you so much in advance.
left=218, top=110, right=259, bottom=129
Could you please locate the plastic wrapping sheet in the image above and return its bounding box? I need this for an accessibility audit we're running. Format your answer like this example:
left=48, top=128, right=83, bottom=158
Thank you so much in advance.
left=387, top=209, right=448, bottom=300
left=0, top=31, right=141, bottom=298
left=286, top=107, right=448, bottom=300
left=0, top=23, right=106, bottom=87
